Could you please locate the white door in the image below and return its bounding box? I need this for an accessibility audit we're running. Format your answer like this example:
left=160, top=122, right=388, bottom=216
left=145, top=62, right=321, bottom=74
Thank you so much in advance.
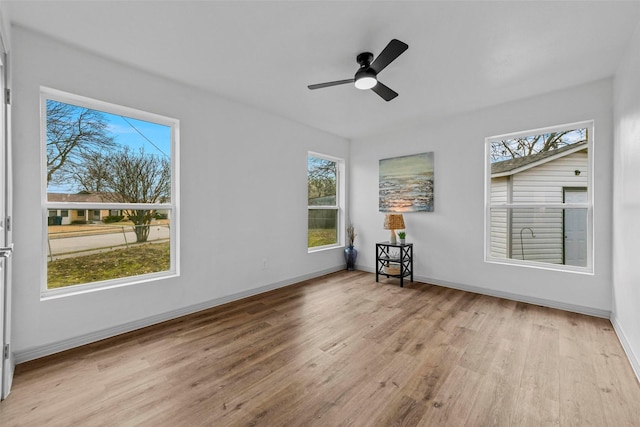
left=564, top=188, right=587, bottom=267
left=0, top=44, right=13, bottom=399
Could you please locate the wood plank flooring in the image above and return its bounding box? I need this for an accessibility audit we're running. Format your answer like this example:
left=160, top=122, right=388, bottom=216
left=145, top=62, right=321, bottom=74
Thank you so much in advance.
left=1, top=271, right=639, bottom=426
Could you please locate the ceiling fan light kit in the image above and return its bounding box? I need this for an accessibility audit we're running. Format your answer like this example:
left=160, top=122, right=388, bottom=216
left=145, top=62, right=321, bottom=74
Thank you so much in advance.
left=308, top=39, right=408, bottom=101
left=354, top=74, right=377, bottom=90
left=354, top=52, right=377, bottom=90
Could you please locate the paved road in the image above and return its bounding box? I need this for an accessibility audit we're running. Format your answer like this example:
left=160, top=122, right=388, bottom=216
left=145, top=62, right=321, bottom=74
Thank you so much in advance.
left=48, top=224, right=170, bottom=259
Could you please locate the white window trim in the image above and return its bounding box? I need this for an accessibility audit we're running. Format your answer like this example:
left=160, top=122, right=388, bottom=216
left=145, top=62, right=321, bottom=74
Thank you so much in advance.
left=40, top=87, right=180, bottom=298
left=484, top=120, right=594, bottom=274
left=308, top=151, right=345, bottom=253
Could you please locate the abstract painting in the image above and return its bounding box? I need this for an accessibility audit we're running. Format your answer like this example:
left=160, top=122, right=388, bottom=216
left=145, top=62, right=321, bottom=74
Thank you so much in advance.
left=379, top=152, right=434, bottom=212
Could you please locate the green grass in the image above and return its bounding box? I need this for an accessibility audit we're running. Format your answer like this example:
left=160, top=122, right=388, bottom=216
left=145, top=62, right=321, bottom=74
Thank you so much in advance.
left=308, top=228, right=337, bottom=248
left=48, top=243, right=170, bottom=289
left=49, top=231, right=335, bottom=288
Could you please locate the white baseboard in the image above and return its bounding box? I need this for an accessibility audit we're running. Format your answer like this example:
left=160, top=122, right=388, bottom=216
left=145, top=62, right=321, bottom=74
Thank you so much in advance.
left=357, top=265, right=611, bottom=318
left=610, top=315, right=640, bottom=383
left=14, top=266, right=344, bottom=364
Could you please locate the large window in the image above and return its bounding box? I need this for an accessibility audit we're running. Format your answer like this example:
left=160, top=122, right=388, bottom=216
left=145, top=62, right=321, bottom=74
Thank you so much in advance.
left=308, top=153, right=344, bottom=250
left=485, top=121, right=593, bottom=272
left=42, top=88, right=179, bottom=295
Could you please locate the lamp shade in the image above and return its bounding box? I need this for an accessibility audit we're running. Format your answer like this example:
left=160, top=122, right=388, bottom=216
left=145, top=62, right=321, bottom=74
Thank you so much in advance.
left=383, top=214, right=405, bottom=230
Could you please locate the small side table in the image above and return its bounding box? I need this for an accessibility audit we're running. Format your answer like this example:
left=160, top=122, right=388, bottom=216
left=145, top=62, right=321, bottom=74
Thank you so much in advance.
left=375, top=242, right=413, bottom=287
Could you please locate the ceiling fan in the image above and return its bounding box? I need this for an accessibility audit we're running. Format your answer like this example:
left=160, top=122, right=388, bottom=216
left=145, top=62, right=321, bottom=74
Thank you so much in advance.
left=307, top=39, right=409, bottom=101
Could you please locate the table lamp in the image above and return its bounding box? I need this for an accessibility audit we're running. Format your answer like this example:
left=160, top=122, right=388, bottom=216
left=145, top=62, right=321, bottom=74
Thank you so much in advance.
left=383, top=214, right=405, bottom=244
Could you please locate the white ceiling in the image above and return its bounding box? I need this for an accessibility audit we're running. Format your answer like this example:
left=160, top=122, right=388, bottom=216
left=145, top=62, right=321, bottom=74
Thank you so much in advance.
left=6, top=1, right=640, bottom=139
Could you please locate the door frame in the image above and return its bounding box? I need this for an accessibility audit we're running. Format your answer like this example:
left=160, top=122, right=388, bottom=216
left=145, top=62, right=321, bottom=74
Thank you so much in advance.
left=0, top=18, right=12, bottom=400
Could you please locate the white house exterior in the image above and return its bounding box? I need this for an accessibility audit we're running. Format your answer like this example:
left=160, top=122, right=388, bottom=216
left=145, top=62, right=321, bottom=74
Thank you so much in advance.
left=490, top=142, right=588, bottom=266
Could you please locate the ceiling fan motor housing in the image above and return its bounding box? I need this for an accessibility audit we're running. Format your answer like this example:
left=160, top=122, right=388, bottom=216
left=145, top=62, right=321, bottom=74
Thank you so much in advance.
left=355, top=52, right=377, bottom=89
left=356, top=52, right=374, bottom=67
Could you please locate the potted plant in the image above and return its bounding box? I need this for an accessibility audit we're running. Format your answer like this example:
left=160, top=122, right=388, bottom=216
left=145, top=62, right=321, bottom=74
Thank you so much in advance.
left=397, top=231, right=406, bottom=245
left=345, top=225, right=358, bottom=271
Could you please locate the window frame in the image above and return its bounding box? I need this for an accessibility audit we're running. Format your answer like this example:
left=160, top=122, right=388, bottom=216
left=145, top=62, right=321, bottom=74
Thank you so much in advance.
left=484, top=120, right=594, bottom=274
left=307, top=152, right=345, bottom=252
left=40, top=87, right=180, bottom=298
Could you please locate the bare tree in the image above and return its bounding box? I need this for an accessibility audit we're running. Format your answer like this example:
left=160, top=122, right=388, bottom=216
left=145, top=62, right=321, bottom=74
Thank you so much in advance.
left=308, top=157, right=336, bottom=204
left=491, top=129, right=587, bottom=162
left=71, top=151, right=112, bottom=193
left=80, top=147, right=171, bottom=243
left=46, top=100, right=116, bottom=185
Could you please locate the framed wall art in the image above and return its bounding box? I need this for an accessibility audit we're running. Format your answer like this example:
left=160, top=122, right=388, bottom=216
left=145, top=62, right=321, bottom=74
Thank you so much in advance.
left=379, top=152, right=434, bottom=212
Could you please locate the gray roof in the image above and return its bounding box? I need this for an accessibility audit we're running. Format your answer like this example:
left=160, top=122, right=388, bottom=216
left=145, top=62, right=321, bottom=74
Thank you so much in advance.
left=491, top=141, right=587, bottom=176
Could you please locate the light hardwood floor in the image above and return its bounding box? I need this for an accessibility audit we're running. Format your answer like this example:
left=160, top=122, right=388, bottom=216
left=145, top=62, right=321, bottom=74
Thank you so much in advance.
left=1, top=271, right=639, bottom=426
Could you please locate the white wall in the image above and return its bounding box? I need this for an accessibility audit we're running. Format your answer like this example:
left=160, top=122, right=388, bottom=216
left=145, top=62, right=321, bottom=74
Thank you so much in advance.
left=351, top=79, right=613, bottom=315
left=612, top=21, right=640, bottom=378
left=11, top=26, right=349, bottom=357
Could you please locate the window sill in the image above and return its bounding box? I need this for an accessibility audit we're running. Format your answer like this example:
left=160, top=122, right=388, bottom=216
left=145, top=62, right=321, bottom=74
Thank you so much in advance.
left=41, top=270, right=178, bottom=301
left=308, top=244, right=342, bottom=254
left=485, top=257, right=593, bottom=275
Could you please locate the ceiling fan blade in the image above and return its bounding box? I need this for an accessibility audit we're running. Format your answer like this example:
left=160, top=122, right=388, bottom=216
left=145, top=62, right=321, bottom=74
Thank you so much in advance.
left=308, top=79, right=354, bottom=90
left=371, top=81, right=398, bottom=101
left=369, top=39, right=409, bottom=74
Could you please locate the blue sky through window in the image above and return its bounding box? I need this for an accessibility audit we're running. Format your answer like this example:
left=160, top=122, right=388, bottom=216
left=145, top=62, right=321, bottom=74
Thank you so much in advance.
left=46, top=100, right=171, bottom=194
left=104, top=112, right=171, bottom=158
